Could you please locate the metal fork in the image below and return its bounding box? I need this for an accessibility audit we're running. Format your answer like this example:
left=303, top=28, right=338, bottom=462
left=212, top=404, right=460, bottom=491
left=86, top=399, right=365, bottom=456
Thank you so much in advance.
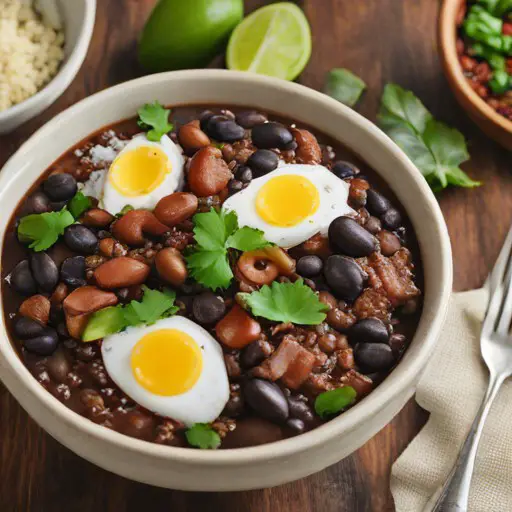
left=424, top=225, right=512, bottom=512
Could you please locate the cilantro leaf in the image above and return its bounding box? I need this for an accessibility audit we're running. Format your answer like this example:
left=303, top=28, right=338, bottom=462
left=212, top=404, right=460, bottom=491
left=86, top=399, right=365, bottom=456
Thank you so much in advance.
left=17, top=209, right=74, bottom=252
left=185, top=209, right=271, bottom=291
left=81, top=286, right=178, bottom=341
left=239, top=279, right=329, bottom=325
left=314, top=386, right=357, bottom=419
left=378, top=84, right=480, bottom=191
left=68, top=191, right=92, bottom=219
left=324, top=68, right=366, bottom=107
left=226, top=226, right=272, bottom=252
left=137, top=101, right=173, bottom=141
left=185, top=423, right=221, bottom=450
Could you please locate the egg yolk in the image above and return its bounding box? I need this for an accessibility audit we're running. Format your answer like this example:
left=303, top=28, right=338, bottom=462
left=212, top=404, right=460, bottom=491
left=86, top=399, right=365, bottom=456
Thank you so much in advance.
left=255, top=174, right=320, bottom=227
left=109, top=146, right=171, bottom=197
left=130, top=329, right=203, bottom=396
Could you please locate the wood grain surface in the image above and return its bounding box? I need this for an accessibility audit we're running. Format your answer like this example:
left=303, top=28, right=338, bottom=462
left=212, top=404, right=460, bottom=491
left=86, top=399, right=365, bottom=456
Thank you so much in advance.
left=0, top=1, right=510, bottom=510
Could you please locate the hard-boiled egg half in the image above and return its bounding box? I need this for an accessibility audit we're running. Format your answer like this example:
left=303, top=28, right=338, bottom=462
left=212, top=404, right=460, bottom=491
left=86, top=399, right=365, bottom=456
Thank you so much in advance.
left=101, top=316, right=229, bottom=426
left=100, top=133, right=185, bottom=215
left=222, top=164, right=355, bottom=248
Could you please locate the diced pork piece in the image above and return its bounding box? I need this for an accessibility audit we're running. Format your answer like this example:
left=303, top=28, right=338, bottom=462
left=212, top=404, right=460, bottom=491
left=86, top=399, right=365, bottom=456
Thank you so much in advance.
left=353, top=288, right=392, bottom=321
left=340, top=369, right=373, bottom=397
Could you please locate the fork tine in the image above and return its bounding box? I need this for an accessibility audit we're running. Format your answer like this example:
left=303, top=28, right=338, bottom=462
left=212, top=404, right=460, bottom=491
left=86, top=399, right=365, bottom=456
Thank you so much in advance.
left=496, top=270, right=512, bottom=335
left=485, top=223, right=512, bottom=296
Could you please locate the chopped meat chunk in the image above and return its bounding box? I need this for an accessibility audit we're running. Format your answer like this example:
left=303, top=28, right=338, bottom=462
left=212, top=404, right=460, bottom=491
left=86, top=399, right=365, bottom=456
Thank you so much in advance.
left=340, top=369, right=373, bottom=397
left=281, top=350, right=316, bottom=389
left=353, top=288, right=391, bottom=321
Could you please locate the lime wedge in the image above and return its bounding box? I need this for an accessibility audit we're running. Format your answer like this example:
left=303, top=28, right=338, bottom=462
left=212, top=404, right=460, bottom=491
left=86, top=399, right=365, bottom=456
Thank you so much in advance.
left=226, top=2, right=312, bottom=80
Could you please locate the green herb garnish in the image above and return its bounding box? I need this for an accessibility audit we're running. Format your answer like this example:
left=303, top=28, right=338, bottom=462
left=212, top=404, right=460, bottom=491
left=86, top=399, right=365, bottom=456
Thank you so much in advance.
left=137, top=101, right=173, bottom=141
left=378, top=84, right=480, bottom=191
left=82, top=286, right=179, bottom=341
left=324, top=68, right=366, bottom=107
left=314, top=386, right=357, bottom=419
left=185, top=423, right=221, bottom=450
left=185, top=209, right=271, bottom=291
left=17, top=208, right=74, bottom=252
left=239, top=279, right=329, bottom=325
left=68, top=191, right=92, bottom=219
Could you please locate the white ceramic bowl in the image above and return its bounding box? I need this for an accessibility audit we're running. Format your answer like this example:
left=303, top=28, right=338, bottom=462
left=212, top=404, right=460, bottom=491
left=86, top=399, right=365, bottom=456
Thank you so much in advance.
left=0, top=70, right=452, bottom=490
left=0, top=0, right=96, bottom=134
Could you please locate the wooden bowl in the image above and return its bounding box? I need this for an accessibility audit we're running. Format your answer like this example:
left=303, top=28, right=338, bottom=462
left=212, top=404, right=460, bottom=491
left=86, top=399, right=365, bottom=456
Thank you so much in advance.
left=439, top=0, right=512, bottom=150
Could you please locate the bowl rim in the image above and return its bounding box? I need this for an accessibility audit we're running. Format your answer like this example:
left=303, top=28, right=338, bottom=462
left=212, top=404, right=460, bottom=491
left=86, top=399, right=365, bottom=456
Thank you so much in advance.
left=0, top=69, right=452, bottom=465
left=0, top=0, right=97, bottom=122
left=439, top=0, right=512, bottom=134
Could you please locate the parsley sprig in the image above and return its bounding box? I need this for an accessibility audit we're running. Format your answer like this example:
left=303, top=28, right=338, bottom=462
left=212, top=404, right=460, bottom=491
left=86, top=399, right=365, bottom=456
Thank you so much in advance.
left=185, top=209, right=271, bottom=291
left=239, top=279, right=329, bottom=325
left=17, top=191, right=92, bottom=252
left=82, top=286, right=179, bottom=341
left=185, top=423, right=221, bottom=450
left=137, top=101, right=173, bottom=141
left=324, top=68, right=366, bottom=107
left=378, top=84, right=481, bottom=191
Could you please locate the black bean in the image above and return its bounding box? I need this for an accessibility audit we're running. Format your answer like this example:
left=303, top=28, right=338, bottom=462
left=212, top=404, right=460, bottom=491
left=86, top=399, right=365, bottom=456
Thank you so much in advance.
left=240, top=341, right=268, bottom=368
left=364, top=216, right=382, bottom=235
left=50, top=200, right=68, bottom=212
left=237, top=166, right=253, bottom=184
left=30, top=252, right=59, bottom=292
left=381, top=208, right=402, bottom=230
left=228, top=179, right=243, bottom=195
left=251, top=122, right=293, bottom=149
left=10, top=260, right=37, bottom=296
left=222, top=394, right=245, bottom=417
left=366, top=189, right=391, bottom=216
left=192, top=292, right=226, bottom=325
left=24, top=327, right=59, bottom=356
left=43, top=173, right=77, bottom=201
left=61, top=256, right=86, bottom=287
left=296, top=255, right=323, bottom=278
left=286, top=418, right=305, bottom=433
left=354, top=342, right=395, bottom=371
left=27, top=191, right=51, bottom=214
left=349, top=318, right=389, bottom=345
left=14, top=316, right=46, bottom=339
left=332, top=161, right=359, bottom=179
left=198, top=110, right=215, bottom=131
left=243, top=378, right=289, bottom=423
left=46, top=348, right=71, bottom=383
left=328, top=216, right=377, bottom=257
left=247, top=149, right=279, bottom=178
left=64, top=225, right=98, bottom=254
left=323, top=255, right=365, bottom=301
left=287, top=396, right=314, bottom=422
left=235, top=110, right=268, bottom=129
left=205, top=115, right=245, bottom=142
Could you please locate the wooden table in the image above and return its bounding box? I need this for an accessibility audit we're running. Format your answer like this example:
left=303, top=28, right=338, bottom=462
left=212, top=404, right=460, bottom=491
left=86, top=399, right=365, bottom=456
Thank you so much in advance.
left=0, top=1, right=510, bottom=510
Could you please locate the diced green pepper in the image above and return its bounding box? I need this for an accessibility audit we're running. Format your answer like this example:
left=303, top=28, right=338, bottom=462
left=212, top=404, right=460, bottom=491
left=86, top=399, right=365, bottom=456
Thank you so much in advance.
left=82, top=306, right=126, bottom=341
left=489, top=69, right=511, bottom=94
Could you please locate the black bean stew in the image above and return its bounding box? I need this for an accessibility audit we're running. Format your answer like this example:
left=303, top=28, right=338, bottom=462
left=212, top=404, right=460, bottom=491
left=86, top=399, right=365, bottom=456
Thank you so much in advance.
left=1, top=106, right=423, bottom=449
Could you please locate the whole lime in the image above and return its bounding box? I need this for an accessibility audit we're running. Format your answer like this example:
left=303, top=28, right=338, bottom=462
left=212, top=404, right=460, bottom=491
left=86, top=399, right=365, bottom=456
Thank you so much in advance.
left=138, top=0, right=244, bottom=72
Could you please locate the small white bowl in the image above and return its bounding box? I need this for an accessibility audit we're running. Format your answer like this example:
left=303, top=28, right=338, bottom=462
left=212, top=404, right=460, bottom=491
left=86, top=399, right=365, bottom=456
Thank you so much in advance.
left=0, top=0, right=96, bottom=134
left=0, top=70, right=452, bottom=490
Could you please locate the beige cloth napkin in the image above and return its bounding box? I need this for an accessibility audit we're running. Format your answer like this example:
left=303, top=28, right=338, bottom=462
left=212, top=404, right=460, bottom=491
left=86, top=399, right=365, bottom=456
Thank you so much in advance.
left=391, top=289, right=512, bottom=512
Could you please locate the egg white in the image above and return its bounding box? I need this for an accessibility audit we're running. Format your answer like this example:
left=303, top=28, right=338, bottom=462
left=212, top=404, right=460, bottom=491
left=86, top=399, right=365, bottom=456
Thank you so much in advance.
left=101, top=316, right=229, bottom=426
left=101, top=133, right=185, bottom=215
left=222, top=164, right=355, bottom=248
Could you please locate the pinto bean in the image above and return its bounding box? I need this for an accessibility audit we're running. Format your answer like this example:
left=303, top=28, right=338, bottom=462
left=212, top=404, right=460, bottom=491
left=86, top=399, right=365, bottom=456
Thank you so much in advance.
left=155, top=248, right=188, bottom=287
left=19, top=295, right=51, bottom=325
left=188, top=146, right=232, bottom=196
left=80, top=208, right=115, bottom=228
left=50, top=283, right=69, bottom=304
left=215, top=304, right=261, bottom=349
left=178, top=120, right=211, bottom=154
left=94, top=257, right=150, bottom=289
left=300, top=233, right=332, bottom=258
left=112, top=210, right=169, bottom=246
left=291, top=128, right=322, bottom=165
left=154, top=192, right=198, bottom=227
left=99, top=238, right=115, bottom=257
left=63, top=286, right=118, bottom=316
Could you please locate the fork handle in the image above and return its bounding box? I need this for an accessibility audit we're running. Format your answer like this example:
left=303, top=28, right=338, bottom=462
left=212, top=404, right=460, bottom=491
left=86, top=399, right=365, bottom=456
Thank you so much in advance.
left=423, top=372, right=505, bottom=512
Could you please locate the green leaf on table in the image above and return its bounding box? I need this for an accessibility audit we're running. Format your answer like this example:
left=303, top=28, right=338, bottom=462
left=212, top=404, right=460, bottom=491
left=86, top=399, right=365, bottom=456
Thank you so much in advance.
left=314, top=386, right=357, bottom=419
left=17, top=208, right=74, bottom=252
left=324, top=68, right=366, bottom=107
left=185, top=423, right=221, bottom=450
left=137, top=101, right=173, bottom=141
left=378, top=84, right=480, bottom=191
left=68, top=191, right=92, bottom=219
left=239, top=279, right=329, bottom=325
